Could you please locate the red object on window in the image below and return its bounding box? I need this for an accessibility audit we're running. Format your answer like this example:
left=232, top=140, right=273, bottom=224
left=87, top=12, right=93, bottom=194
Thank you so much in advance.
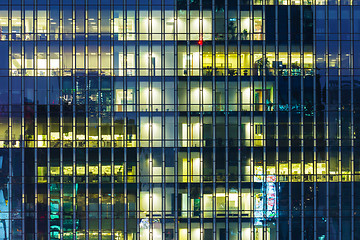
left=198, top=39, right=203, bottom=45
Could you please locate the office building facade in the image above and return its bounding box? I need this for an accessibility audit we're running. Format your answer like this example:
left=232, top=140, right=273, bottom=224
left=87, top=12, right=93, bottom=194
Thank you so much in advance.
left=0, top=0, right=359, bottom=239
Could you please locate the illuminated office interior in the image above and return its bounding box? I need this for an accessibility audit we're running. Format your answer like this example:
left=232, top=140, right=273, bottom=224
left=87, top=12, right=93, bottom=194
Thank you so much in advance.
left=0, top=0, right=358, bottom=239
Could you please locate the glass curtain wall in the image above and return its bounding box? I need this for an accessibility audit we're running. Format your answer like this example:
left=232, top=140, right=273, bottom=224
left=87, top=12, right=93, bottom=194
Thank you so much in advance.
left=0, top=0, right=358, bottom=239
